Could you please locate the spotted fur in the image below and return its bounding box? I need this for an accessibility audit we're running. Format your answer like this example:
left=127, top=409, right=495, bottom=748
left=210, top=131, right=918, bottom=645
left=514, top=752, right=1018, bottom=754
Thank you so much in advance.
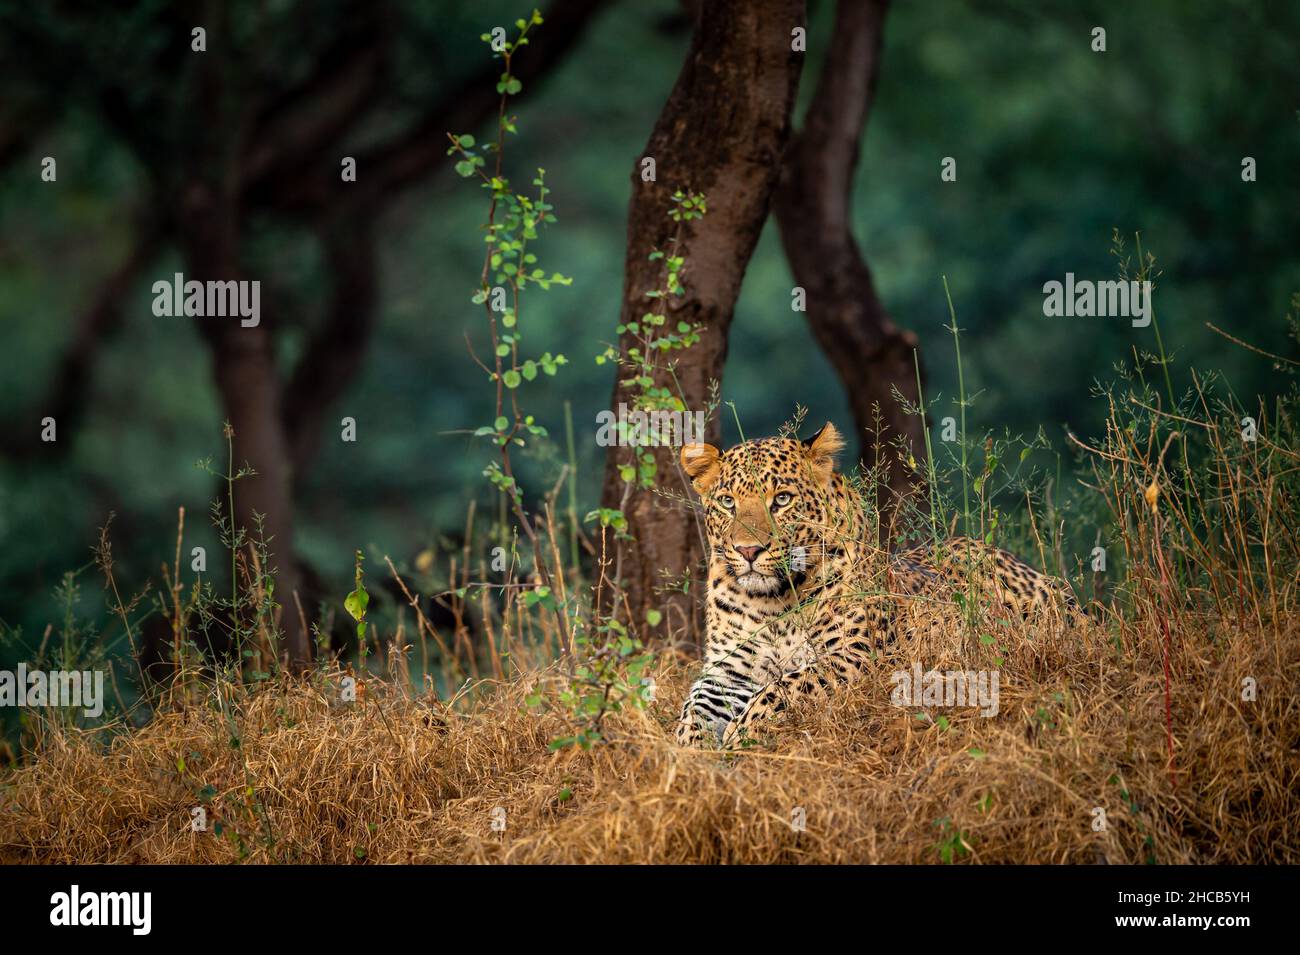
left=675, top=423, right=1080, bottom=748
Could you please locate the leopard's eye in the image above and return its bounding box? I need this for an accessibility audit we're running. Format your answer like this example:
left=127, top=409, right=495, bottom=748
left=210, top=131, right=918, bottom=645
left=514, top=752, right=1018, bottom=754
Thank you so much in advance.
left=772, top=491, right=794, bottom=508
left=716, top=494, right=735, bottom=509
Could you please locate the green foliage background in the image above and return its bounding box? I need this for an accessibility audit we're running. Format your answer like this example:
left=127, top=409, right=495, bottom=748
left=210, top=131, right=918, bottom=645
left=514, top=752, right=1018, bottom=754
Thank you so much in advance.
left=0, top=0, right=1296, bottom=669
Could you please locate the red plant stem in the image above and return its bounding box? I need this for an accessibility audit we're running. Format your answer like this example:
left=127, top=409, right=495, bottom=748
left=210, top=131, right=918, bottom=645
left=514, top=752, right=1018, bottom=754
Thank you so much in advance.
left=1153, top=514, right=1178, bottom=786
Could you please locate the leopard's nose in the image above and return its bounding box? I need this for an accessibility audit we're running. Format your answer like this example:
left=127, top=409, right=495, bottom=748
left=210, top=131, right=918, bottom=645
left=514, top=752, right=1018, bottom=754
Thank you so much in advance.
left=734, top=544, right=765, bottom=563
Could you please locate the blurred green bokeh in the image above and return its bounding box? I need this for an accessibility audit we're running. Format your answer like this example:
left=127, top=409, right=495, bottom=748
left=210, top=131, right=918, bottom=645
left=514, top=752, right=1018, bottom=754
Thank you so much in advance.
left=0, top=0, right=1296, bottom=668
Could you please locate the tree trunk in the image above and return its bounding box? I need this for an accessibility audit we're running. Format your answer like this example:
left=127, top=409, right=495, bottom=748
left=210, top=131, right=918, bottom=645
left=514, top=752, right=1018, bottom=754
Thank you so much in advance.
left=180, top=183, right=309, bottom=670
left=773, top=0, right=926, bottom=540
left=598, top=0, right=805, bottom=646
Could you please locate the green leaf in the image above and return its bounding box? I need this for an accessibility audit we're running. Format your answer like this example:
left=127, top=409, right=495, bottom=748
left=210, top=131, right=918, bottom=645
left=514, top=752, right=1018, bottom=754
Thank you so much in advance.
left=645, top=609, right=662, bottom=627
left=502, top=370, right=522, bottom=389
left=345, top=586, right=369, bottom=623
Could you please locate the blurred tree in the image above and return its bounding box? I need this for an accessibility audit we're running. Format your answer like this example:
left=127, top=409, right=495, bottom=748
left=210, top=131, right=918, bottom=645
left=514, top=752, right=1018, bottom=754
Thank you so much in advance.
left=1, top=0, right=1294, bottom=681
left=775, top=0, right=926, bottom=536
left=598, top=0, right=805, bottom=643
left=0, top=0, right=609, bottom=668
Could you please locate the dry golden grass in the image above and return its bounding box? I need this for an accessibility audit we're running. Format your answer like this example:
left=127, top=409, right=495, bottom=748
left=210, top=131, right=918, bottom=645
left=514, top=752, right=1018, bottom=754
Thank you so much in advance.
left=2, top=602, right=1296, bottom=864
left=4, top=368, right=1297, bottom=864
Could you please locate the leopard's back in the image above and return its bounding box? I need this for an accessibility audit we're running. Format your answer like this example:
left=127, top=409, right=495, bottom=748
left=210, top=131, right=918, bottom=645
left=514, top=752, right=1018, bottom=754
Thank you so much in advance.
left=898, top=535, right=1082, bottom=622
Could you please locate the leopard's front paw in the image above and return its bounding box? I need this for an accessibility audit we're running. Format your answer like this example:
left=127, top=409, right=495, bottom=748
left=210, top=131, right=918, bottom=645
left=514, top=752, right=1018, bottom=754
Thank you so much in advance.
left=720, top=716, right=750, bottom=749
left=675, top=716, right=707, bottom=747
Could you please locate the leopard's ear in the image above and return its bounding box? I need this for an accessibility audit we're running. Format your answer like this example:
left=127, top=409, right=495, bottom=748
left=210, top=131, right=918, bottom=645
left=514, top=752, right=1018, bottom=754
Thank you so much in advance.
left=802, top=422, right=844, bottom=480
left=681, top=443, right=721, bottom=493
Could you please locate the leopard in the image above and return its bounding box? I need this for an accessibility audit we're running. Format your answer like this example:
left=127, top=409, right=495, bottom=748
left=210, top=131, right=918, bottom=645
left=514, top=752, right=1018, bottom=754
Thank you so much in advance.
left=674, top=422, right=1082, bottom=748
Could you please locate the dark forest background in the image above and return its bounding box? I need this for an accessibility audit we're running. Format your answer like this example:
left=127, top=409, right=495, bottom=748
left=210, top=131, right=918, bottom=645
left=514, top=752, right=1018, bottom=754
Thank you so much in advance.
left=1, top=0, right=1297, bottom=685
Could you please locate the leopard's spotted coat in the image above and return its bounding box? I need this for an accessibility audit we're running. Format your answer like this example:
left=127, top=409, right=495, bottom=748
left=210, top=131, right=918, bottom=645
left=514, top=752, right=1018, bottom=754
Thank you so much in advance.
left=675, top=423, right=1081, bottom=748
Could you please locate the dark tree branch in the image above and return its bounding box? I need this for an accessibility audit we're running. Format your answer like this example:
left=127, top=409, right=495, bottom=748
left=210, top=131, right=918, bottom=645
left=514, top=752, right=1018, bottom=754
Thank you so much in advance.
left=0, top=218, right=163, bottom=458
left=281, top=211, right=379, bottom=480
left=773, top=0, right=925, bottom=535
left=253, top=0, right=613, bottom=216
left=0, top=97, right=58, bottom=170
left=243, top=31, right=389, bottom=191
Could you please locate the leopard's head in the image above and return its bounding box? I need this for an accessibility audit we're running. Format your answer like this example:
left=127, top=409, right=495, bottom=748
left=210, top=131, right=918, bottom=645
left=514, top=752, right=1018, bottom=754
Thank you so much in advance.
left=681, top=423, right=859, bottom=598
